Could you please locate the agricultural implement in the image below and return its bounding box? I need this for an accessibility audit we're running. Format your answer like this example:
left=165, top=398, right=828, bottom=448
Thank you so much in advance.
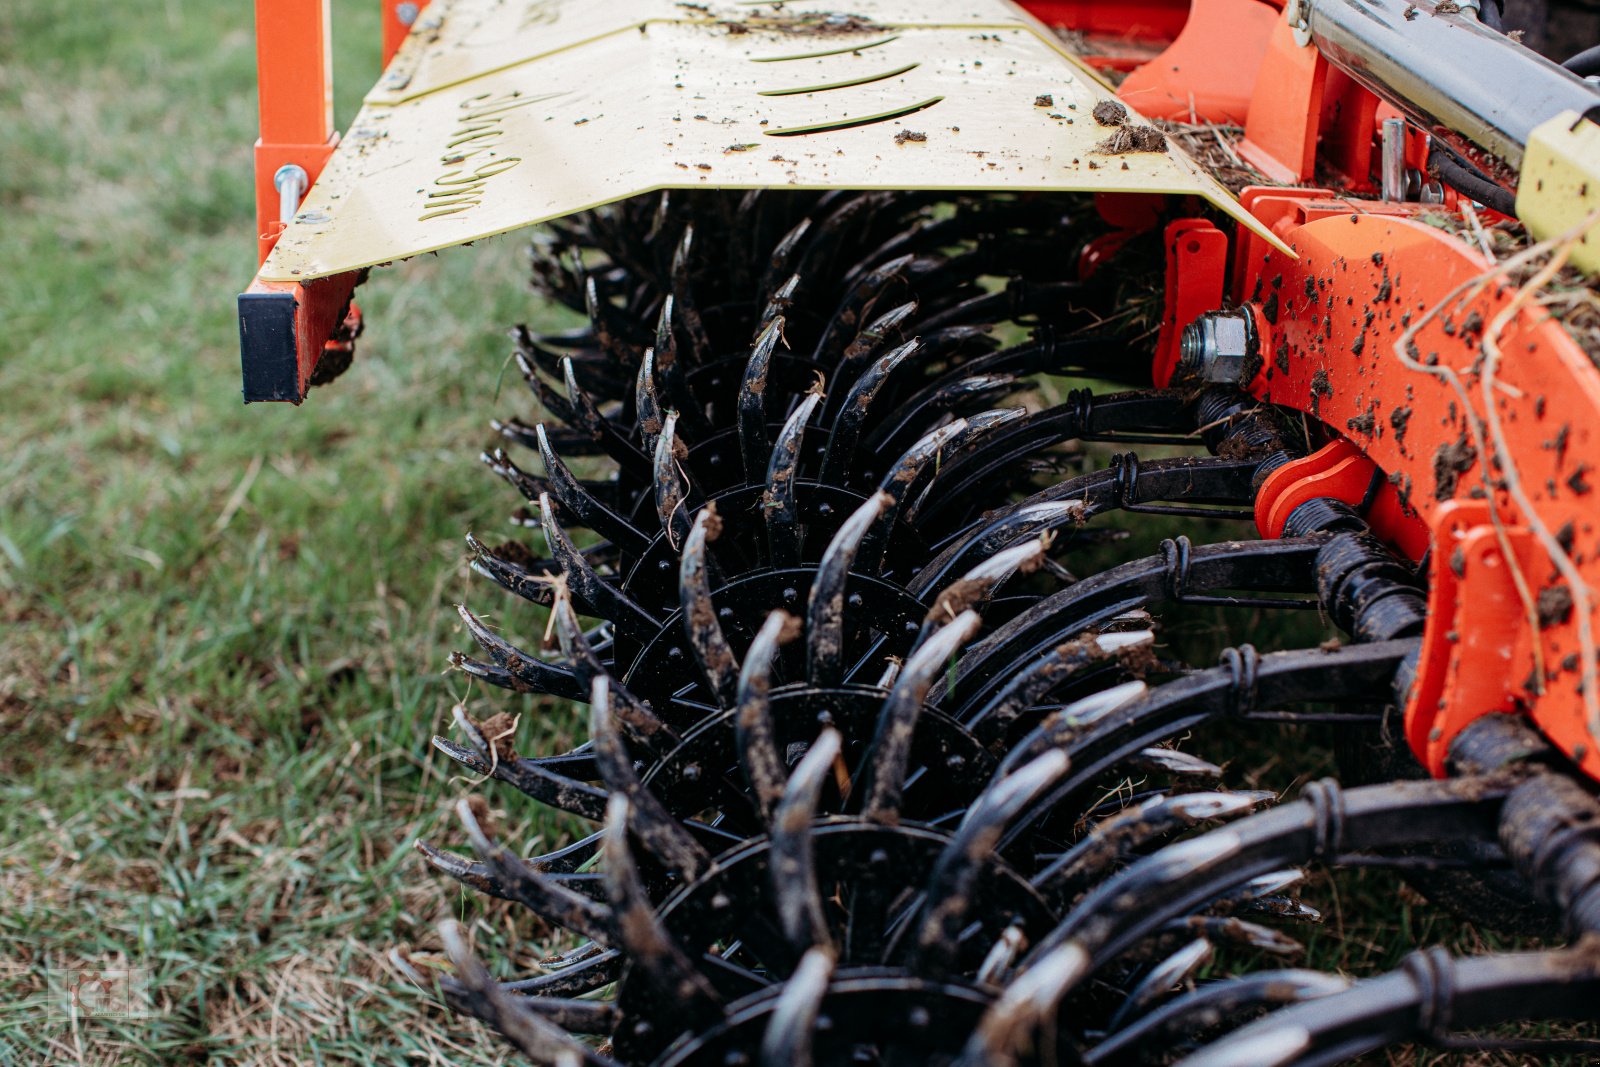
left=241, top=1, right=1600, bottom=1063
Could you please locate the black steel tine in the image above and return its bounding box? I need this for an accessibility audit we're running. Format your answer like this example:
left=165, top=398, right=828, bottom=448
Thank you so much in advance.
left=806, top=491, right=890, bottom=688
left=761, top=273, right=801, bottom=332
left=772, top=728, right=844, bottom=953
left=601, top=795, right=724, bottom=1014
left=653, top=295, right=709, bottom=437
left=466, top=532, right=558, bottom=608
left=976, top=925, right=1030, bottom=989
left=511, top=345, right=581, bottom=427
left=534, top=425, right=652, bottom=557
left=436, top=920, right=618, bottom=1066
left=584, top=274, right=641, bottom=368
left=1032, top=790, right=1271, bottom=902
left=453, top=604, right=587, bottom=702
left=962, top=937, right=1092, bottom=1067
left=1130, top=747, right=1225, bottom=781
left=809, top=252, right=919, bottom=368
left=910, top=749, right=1071, bottom=974
left=481, top=446, right=554, bottom=504
left=681, top=506, right=741, bottom=709
left=822, top=300, right=919, bottom=421
left=759, top=217, right=811, bottom=308
left=538, top=492, right=662, bottom=643
left=911, top=537, right=1049, bottom=658
left=455, top=798, right=616, bottom=945
left=652, top=412, right=695, bottom=551
left=1163, top=915, right=1305, bottom=958
left=1175, top=949, right=1600, bottom=1067
left=636, top=349, right=664, bottom=459
left=737, top=610, right=801, bottom=825
left=759, top=946, right=835, bottom=1067
left=1105, top=938, right=1213, bottom=1033
left=855, top=416, right=972, bottom=576
left=819, top=338, right=921, bottom=485
left=901, top=407, right=1030, bottom=526
left=765, top=391, right=822, bottom=569
left=432, top=736, right=608, bottom=821
left=962, top=644, right=1151, bottom=748
left=859, top=609, right=983, bottom=825
left=1024, top=777, right=1515, bottom=991
left=591, top=677, right=713, bottom=882
left=739, top=317, right=786, bottom=485
left=551, top=592, right=678, bottom=756
left=561, top=357, right=651, bottom=477
left=670, top=224, right=714, bottom=361
left=1084, top=970, right=1350, bottom=1067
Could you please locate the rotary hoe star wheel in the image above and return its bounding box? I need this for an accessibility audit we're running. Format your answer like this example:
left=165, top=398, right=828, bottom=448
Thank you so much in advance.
left=393, top=190, right=1600, bottom=1067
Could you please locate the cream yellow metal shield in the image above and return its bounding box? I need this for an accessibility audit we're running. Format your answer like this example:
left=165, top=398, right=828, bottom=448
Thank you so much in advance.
left=260, top=0, right=1287, bottom=283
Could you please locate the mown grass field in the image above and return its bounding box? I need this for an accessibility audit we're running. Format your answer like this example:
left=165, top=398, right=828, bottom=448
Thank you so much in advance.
left=0, top=3, right=1567, bottom=1065
left=0, top=2, right=576, bottom=1061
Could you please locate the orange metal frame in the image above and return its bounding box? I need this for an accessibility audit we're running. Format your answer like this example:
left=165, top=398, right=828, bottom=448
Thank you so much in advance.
left=239, top=0, right=426, bottom=403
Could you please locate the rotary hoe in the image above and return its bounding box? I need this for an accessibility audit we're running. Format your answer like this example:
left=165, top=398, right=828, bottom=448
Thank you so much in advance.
left=239, top=1, right=1600, bottom=1063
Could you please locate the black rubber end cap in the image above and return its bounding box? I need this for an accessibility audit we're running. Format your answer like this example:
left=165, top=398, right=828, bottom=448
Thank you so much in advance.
left=237, top=289, right=301, bottom=404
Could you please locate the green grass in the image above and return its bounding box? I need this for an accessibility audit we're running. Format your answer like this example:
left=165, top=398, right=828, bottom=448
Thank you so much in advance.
left=0, top=3, right=1575, bottom=1064
left=0, top=3, right=573, bottom=1061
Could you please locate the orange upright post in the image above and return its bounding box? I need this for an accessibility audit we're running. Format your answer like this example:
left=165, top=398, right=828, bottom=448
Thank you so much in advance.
left=253, top=0, right=338, bottom=264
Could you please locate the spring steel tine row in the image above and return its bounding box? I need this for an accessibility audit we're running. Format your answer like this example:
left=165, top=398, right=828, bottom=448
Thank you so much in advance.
left=401, top=189, right=1600, bottom=1066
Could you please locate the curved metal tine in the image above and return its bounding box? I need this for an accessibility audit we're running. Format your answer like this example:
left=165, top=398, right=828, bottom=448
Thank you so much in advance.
left=670, top=224, right=714, bottom=362
left=808, top=252, right=919, bottom=370
left=1020, top=776, right=1514, bottom=996
left=976, top=925, right=1029, bottom=989
left=818, top=338, right=922, bottom=485
left=467, top=532, right=559, bottom=608
left=1031, top=790, right=1271, bottom=904
left=511, top=344, right=582, bottom=427
left=955, top=631, right=1153, bottom=740
left=854, top=416, right=970, bottom=577
left=601, top=795, right=724, bottom=1016
left=436, top=920, right=619, bottom=1066
left=912, top=537, right=1050, bottom=657
left=533, top=424, right=652, bottom=557
left=653, top=296, right=710, bottom=437
left=759, top=946, right=836, bottom=1067
left=806, top=491, right=890, bottom=688
left=999, top=642, right=1418, bottom=836
left=681, top=507, right=741, bottom=709
left=737, top=611, right=801, bottom=825
left=453, top=604, right=587, bottom=702
left=759, top=216, right=811, bottom=309
left=739, top=316, right=786, bottom=485
left=819, top=300, right=918, bottom=422
left=760, top=273, right=801, bottom=333
left=1084, top=970, right=1351, bottom=1067
left=858, top=610, right=983, bottom=825
left=432, top=736, right=609, bottom=821
left=950, top=538, right=1323, bottom=702
left=653, top=413, right=695, bottom=552
left=453, top=798, right=616, bottom=945
left=584, top=274, right=644, bottom=368
left=636, top=349, right=664, bottom=458
left=538, top=493, right=662, bottom=644
left=1105, top=938, right=1214, bottom=1034
left=771, top=728, right=843, bottom=954
left=591, top=677, right=713, bottom=883
left=1129, top=747, right=1225, bottom=781
left=901, top=407, right=1030, bottom=526
left=501, top=947, right=622, bottom=998
left=1161, top=915, right=1305, bottom=959
left=960, top=937, right=1092, bottom=1067
left=481, top=446, right=554, bottom=504
left=908, top=749, right=1071, bottom=974
left=560, top=357, right=652, bottom=478
left=1173, top=950, right=1600, bottom=1067
left=765, top=391, right=823, bottom=569
left=551, top=592, right=677, bottom=755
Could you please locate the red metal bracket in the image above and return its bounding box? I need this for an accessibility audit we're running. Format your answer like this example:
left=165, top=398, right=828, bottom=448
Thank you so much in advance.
left=1152, top=219, right=1228, bottom=387
left=1116, top=0, right=1277, bottom=125
left=1255, top=439, right=1429, bottom=559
